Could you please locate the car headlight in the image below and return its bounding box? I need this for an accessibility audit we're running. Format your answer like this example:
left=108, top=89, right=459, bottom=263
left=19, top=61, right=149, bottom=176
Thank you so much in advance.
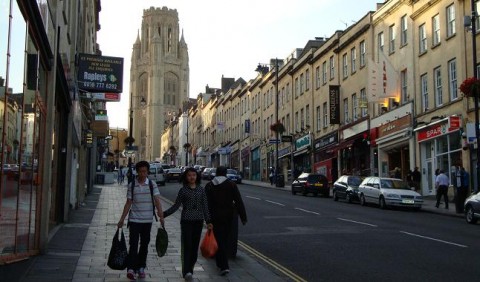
left=385, top=193, right=400, bottom=198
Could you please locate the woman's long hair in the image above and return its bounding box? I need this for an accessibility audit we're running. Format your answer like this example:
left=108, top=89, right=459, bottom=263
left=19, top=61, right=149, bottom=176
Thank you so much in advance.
left=181, top=167, right=201, bottom=186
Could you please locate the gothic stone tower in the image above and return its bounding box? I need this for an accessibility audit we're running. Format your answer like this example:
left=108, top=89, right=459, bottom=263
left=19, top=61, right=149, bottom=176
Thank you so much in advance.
left=130, top=6, right=189, bottom=161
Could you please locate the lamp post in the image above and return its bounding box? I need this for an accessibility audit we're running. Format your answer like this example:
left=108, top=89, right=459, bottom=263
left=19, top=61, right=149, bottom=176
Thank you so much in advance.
left=127, top=93, right=146, bottom=183
left=467, top=1, right=480, bottom=191
left=256, top=58, right=280, bottom=186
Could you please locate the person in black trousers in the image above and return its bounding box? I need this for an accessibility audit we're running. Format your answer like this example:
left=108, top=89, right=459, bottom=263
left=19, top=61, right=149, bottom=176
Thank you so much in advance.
left=163, top=167, right=212, bottom=281
left=205, top=166, right=247, bottom=276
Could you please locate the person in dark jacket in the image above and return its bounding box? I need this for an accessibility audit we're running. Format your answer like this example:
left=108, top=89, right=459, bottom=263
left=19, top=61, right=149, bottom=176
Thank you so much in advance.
left=205, top=166, right=247, bottom=276
left=163, top=167, right=212, bottom=281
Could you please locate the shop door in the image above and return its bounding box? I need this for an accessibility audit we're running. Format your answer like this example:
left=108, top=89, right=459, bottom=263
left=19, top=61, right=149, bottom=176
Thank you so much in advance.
left=424, top=160, right=435, bottom=195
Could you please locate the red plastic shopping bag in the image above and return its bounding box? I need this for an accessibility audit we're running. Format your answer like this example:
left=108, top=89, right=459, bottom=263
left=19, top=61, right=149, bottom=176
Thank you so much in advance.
left=200, top=229, right=218, bottom=258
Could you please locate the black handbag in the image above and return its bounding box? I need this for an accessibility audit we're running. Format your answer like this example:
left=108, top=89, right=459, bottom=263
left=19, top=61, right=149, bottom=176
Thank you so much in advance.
left=155, top=226, right=168, bottom=257
left=107, top=228, right=128, bottom=270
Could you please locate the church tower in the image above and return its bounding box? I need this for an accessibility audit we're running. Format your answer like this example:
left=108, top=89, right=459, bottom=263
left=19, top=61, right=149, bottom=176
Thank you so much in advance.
left=130, top=6, right=189, bottom=161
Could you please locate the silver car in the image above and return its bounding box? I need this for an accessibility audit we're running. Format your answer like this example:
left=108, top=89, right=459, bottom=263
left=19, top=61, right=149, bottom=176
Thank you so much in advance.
left=358, top=177, right=423, bottom=210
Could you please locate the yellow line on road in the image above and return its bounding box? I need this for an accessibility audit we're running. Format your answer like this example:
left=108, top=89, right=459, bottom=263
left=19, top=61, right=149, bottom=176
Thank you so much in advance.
left=238, top=240, right=307, bottom=282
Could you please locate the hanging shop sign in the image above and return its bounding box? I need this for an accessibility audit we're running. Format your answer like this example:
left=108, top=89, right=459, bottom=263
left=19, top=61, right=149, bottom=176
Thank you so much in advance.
left=295, top=134, right=311, bottom=151
left=329, top=85, right=340, bottom=124
left=77, top=53, right=124, bottom=93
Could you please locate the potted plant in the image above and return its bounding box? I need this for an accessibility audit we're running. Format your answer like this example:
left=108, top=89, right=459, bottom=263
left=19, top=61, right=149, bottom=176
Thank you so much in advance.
left=460, top=77, right=480, bottom=98
left=270, top=121, right=285, bottom=134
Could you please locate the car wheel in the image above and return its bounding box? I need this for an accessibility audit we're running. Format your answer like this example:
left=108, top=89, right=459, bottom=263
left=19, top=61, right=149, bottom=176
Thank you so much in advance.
left=346, top=193, right=352, bottom=203
left=379, top=196, right=387, bottom=209
left=333, top=191, right=338, bottom=201
left=466, top=205, right=478, bottom=224
left=360, top=194, right=366, bottom=206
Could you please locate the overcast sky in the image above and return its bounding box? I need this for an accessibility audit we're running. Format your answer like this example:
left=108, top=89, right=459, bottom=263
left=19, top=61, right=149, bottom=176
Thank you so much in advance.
left=99, top=0, right=382, bottom=128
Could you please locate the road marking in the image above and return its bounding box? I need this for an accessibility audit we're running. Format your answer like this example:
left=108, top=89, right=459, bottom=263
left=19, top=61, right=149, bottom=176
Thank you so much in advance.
left=238, top=240, right=307, bottom=282
left=337, top=218, right=378, bottom=227
left=265, top=200, right=285, bottom=206
left=400, top=231, right=468, bottom=248
left=294, top=208, right=320, bottom=215
left=246, top=196, right=261, bottom=200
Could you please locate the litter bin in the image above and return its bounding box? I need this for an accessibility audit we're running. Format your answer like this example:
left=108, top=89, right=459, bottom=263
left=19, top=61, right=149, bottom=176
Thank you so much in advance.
left=275, top=174, right=285, bottom=187
left=96, top=174, right=105, bottom=184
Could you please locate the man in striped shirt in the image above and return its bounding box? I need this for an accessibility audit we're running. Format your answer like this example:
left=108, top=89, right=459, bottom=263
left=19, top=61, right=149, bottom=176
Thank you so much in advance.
left=118, top=161, right=164, bottom=280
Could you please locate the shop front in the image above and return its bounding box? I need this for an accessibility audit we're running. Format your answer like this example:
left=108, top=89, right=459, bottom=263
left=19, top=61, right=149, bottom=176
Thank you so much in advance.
left=415, top=115, right=462, bottom=196
left=293, top=134, right=312, bottom=176
left=241, top=146, right=250, bottom=179
left=375, top=114, right=414, bottom=179
left=313, top=131, right=339, bottom=183
left=338, top=120, right=370, bottom=176
left=230, top=141, right=240, bottom=170
left=251, top=145, right=261, bottom=181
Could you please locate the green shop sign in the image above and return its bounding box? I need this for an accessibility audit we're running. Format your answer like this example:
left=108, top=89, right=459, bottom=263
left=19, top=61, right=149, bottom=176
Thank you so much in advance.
left=295, top=135, right=311, bottom=151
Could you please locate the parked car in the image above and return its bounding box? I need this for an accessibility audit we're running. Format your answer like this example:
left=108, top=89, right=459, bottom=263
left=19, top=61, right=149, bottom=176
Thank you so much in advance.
left=165, top=168, right=183, bottom=182
left=148, top=163, right=166, bottom=186
left=333, top=175, right=363, bottom=203
left=201, top=167, right=215, bottom=180
left=358, top=177, right=423, bottom=210
left=465, top=192, right=480, bottom=224
left=226, top=169, right=242, bottom=184
left=291, top=173, right=329, bottom=197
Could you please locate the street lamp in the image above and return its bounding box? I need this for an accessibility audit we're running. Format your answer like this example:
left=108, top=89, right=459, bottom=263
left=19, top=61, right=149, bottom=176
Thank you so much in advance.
left=127, top=93, right=146, bottom=183
left=466, top=1, right=480, bottom=191
left=256, top=58, right=280, bottom=186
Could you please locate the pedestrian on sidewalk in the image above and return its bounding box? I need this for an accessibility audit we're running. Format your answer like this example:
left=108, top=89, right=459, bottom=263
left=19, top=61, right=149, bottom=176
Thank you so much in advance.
left=269, top=167, right=274, bottom=185
left=455, top=166, right=469, bottom=213
left=205, top=166, right=247, bottom=277
left=162, top=167, right=212, bottom=281
left=435, top=169, right=449, bottom=209
left=117, top=161, right=165, bottom=280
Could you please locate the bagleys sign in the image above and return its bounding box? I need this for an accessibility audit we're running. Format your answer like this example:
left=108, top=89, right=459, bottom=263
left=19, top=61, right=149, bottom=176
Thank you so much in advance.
left=77, top=53, right=124, bottom=93
left=417, top=116, right=461, bottom=142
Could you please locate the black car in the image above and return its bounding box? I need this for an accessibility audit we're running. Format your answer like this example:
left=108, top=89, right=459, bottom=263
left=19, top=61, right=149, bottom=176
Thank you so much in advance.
left=291, top=173, right=329, bottom=197
left=333, top=175, right=363, bottom=203
left=465, top=192, right=480, bottom=224
left=165, top=168, right=182, bottom=182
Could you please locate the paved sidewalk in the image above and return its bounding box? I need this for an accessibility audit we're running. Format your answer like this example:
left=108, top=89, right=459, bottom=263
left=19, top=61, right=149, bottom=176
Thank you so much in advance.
left=12, top=183, right=287, bottom=282
left=241, top=179, right=464, bottom=218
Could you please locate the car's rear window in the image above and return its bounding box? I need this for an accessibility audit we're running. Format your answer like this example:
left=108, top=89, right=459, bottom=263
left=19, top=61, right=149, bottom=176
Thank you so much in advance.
left=308, top=175, right=325, bottom=182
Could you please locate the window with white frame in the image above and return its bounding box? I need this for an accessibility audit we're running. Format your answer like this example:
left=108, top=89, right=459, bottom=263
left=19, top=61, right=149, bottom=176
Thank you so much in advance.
left=351, top=47, right=357, bottom=73
left=295, top=77, right=299, bottom=98
left=389, top=24, right=395, bottom=53
left=476, top=2, right=480, bottom=31
left=360, top=40, right=366, bottom=67
left=421, top=73, right=429, bottom=111
left=401, top=69, right=408, bottom=103
left=432, top=14, right=440, bottom=46
left=434, top=67, right=443, bottom=106
left=306, top=69, right=310, bottom=91
left=360, top=88, right=367, bottom=117
left=286, top=83, right=290, bottom=102
left=446, top=4, right=456, bottom=37
left=295, top=111, right=299, bottom=131
left=342, top=53, right=348, bottom=78
left=378, top=32, right=384, bottom=54
left=322, top=61, right=327, bottom=83
left=447, top=60, right=459, bottom=102
left=352, top=93, right=358, bottom=120
left=306, top=105, right=310, bottom=127
left=316, top=106, right=321, bottom=131
left=419, top=24, right=427, bottom=54
left=343, top=98, right=349, bottom=123
left=323, top=102, right=328, bottom=128
left=401, top=15, right=408, bottom=46
left=286, top=114, right=290, bottom=133
left=315, top=66, right=320, bottom=89
left=329, top=55, right=335, bottom=79
left=300, top=73, right=304, bottom=94
left=300, top=108, right=305, bottom=129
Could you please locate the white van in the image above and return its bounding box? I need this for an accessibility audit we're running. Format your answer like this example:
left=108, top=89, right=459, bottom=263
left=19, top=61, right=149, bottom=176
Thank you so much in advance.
left=148, top=163, right=166, bottom=186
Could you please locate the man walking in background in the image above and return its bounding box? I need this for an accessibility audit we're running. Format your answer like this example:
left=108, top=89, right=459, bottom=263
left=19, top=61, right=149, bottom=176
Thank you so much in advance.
left=435, top=169, right=449, bottom=209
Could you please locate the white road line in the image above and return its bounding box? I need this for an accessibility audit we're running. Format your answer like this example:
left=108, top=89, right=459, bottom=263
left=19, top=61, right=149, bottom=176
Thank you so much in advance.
left=337, top=218, right=378, bottom=227
left=265, top=200, right=285, bottom=206
left=295, top=208, right=320, bottom=215
left=400, top=231, right=468, bottom=248
left=246, top=196, right=261, bottom=200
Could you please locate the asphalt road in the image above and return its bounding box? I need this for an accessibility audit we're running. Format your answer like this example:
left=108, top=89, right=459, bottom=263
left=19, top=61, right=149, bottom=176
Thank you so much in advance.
left=160, top=181, right=480, bottom=282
